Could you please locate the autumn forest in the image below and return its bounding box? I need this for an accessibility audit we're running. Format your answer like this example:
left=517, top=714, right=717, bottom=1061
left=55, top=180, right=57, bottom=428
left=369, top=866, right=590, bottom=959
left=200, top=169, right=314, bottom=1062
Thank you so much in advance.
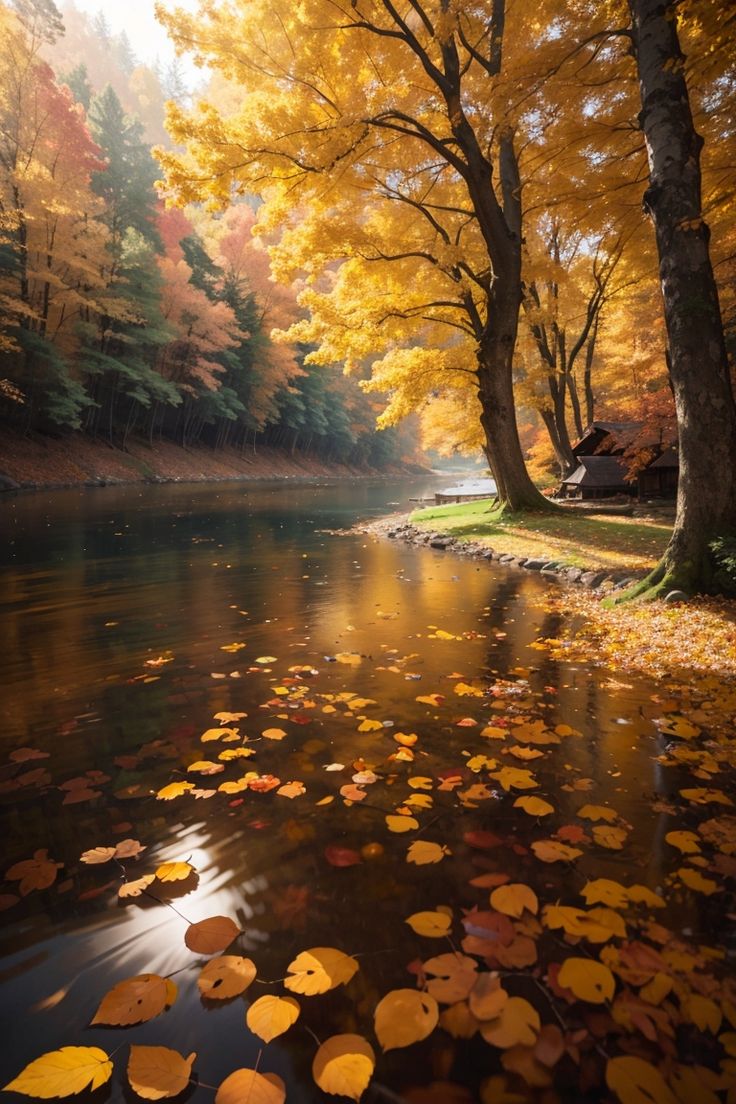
left=2, top=1, right=736, bottom=1103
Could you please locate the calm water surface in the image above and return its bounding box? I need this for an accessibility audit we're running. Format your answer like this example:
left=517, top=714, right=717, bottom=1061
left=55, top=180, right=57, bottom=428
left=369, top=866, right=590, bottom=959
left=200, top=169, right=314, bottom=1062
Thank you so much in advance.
left=0, top=480, right=704, bottom=1102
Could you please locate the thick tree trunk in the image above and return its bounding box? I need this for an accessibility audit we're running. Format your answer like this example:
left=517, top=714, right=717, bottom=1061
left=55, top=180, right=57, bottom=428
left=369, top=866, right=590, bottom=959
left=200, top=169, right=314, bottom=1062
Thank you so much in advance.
left=583, top=323, right=597, bottom=428
left=540, top=408, right=575, bottom=481
left=624, top=0, right=736, bottom=597
left=476, top=292, right=554, bottom=511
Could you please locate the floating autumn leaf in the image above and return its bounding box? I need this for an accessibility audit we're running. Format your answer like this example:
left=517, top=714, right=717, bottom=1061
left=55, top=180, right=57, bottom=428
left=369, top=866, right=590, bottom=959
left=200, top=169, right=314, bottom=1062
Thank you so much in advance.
left=357, top=718, right=382, bottom=732
left=416, top=694, right=444, bottom=706
left=682, top=995, right=722, bottom=1033
left=605, top=1056, right=677, bottom=1104
left=439, top=1001, right=480, bottom=1039
left=6, top=849, right=62, bottom=895
left=334, top=652, right=362, bottom=665
left=340, top=784, right=366, bottom=802
left=119, top=875, right=155, bottom=899
left=186, top=761, right=224, bottom=775
left=558, top=958, right=615, bottom=1004
left=80, top=846, right=116, bottom=865
left=489, top=767, right=538, bottom=792
left=677, top=867, right=720, bottom=895
left=490, top=884, right=538, bottom=918
left=114, top=839, right=146, bottom=860
left=385, top=814, right=419, bottom=833
left=592, top=825, right=628, bottom=850
left=680, top=788, right=733, bottom=806
left=422, top=954, right=477, bottom=1004
left=479, top=997, right=540, bottom=1048
left=127, top=1046, right=195, bottom=1100
left=284, top=947, right=358, bottom=995
left=262, top=728, right=287, bottom=741
left=277, top=781, right=305, bottom=798
left=454, top=682, right=484, bottom=696
left=3, top=1047, right=113, bottom=1099
left=213, top=712, right=247, bottom=723
left=374, top=989, right=439, bottom=1051
left=92, top=975, right=177, bottom=1025
left=156, top=782, right=194, bottom=801
left=255, top=656, right=278, bottom=664
left=542, top=906, right=616, bottom=944
left=185, top=915, right=240, bottom=954
left=405, top=911, right=452, bottom=938
left=468, top=975, right=508, bottom=1021
left=577, top=805, right=618, bottom=823
left=580, top=879, right=629, bottom=909
left=215, top=1069, right=285, bottom=1104
left=407, top=841, right=450, bottom=865
left=197, top=956, right=256, bottom=999
left=200, top=728, right=239, bottom=742
left=531, top=840, right=582, bottom=863
left=665, top=830, right=701, bottom=854
left=513, top=796, right=554, bottom=817
left=312, top=1035, right=375, bottom=1101
left=324, top=845, right=362, bottom=867
left=155, top=861, right=194, bottom=883
left=246, top=995, right=300, bottom=1042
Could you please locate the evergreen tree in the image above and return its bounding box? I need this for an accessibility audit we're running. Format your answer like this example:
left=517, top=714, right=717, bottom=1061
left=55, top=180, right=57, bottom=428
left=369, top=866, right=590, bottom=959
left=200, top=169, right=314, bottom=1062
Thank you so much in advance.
left=87, top=86, right=161, bottom=256
left=59, top=62, right=92, bottom=110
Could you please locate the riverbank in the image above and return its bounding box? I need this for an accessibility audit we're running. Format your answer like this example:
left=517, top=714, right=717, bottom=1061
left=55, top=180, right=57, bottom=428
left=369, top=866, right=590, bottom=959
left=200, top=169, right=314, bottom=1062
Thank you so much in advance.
left=0, top=429, right=421, bottom=491
left=363, top=500, right=736, bottom=679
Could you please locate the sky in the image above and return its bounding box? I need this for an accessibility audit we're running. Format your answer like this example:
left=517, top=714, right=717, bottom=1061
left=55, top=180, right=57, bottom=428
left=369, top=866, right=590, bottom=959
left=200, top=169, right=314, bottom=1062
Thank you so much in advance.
left=68, top=0, right=201, bottom=80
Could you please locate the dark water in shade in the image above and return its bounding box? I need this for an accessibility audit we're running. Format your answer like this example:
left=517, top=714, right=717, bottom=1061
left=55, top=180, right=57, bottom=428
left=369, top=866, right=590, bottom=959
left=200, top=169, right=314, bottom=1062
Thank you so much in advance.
left=0, top=480, right=712, bottom=1102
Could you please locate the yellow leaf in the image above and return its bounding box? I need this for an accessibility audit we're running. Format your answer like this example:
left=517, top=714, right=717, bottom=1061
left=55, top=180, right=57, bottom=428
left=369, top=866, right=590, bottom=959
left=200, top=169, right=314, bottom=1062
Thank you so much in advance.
left=468, top=975, right=509, bottom=1021
left=440, top=1001, right=480, bottom=1038
left=479, top=997, right=540, bottom=1048
left=490, top=884, right=538, bottom=918
left=127, top=1046, right=195, bottom=1100
left=92, top=975, right=177, bottom=1026
left=357, top=718, right=383, bottom=732
left=407, top=841, right=449, bottom=865
left=405, top=911, right=452, bottom=938
left=255, top=656, right=277, bottom=664
left=481, top=725, right=508, bottom=740
left=262, top=728, right=287, bottom=741
left=4, top=1047, right=113, bottom=1099
left=312, top=1034, right=375, bottom=1101
left=577, top=805, right=618, bottom=823
left=489, top=767, right=538, bottom=792
left=626, top=884, right=666, bottom=909
left=156, top=782, right=194, bottom=801
left=284, top=947, right=358, bottom=995
left=683, top=995, right=721, bottom=1033
left=334, top=652, right=362, bottom=665
left=513, top=796, right=554, bottom=817
left=542, top=905, right=616, bottom=944
left=454, top=682, right=484, bottom=696
left=200, top=728, right=238, bottom=742
left=677, top=867, right=720, bottom=895
left=605, top=1055, right=677, bottom=1104
left=665, top=831, right=701, bottom=854
left=5, top=850, right=61, bottom=895
left=186, top=761, right=224, bottom=775
left=408, top=776, right=433, bottom=790
left=680, top=788, right=732, bottom=806
left=592, top=825, right=628, bottom=850
left=198, top=956, right=256, bottom=1000
left=531, top=840, right=582, bottom=863
left=422, top=954, right=478, bottom=1004
left=80, top=846, right=116, bottom=865
left=119, top=875, right=155, bottom=899
left=155, top=861, right=193, bottom=883
left=580, top=879, right=629, bottom=908
left=639, top=973, right=674, bottom=1006
left=215, top=1069, right=285, bottom=1104
left=385, top=814, right=419, bottom=833
left=558, top=958, right=615, bottom=1004
left=246, top=995, right=300, bottom=1042
left=213, top=712, right=246, bottom=723
left=374, top=989, right=438, bottom=1051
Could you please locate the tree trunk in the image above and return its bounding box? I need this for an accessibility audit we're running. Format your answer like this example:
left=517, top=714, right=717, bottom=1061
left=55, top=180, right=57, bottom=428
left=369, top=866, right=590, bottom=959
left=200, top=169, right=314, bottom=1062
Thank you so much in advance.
left=540, top=408, right=574, bottom=481
left=583, top=322, right=597, bottom=427
left=476, top=291, right=554, bottom=511
left=623, top=0, right=736, bottom=597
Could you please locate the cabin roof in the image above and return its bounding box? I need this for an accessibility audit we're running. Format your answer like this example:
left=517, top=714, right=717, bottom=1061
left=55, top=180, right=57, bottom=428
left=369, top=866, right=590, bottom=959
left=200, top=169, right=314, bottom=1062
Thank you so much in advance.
left=648, top=447, right=679, bottom=469
left=562, top=455, right=630, bottom=487
left=572, top=421, right=642, bottom=454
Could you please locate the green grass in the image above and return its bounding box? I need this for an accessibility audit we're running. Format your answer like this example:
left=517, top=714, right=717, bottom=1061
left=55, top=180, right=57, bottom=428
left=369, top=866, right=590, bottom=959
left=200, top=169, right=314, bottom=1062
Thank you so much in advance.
left=410, top=499, right=671, bottom=571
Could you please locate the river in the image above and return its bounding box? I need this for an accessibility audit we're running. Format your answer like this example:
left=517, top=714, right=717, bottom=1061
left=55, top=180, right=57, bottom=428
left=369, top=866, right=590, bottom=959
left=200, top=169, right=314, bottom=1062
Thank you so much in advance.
left=0, top=480, right=726, bottom=1103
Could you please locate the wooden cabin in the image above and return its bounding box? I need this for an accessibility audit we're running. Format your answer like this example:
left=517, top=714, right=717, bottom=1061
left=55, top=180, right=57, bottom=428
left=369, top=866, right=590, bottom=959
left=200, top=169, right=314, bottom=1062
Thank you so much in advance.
left=637, top=447, right=679, bottom=499
left=561, top=455, right=633, bottom=500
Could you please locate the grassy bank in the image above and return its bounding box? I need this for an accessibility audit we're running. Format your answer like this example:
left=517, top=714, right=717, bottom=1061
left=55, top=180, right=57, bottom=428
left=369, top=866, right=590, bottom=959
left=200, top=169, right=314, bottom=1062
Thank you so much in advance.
left=410, top=498, right=671, bottom=572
